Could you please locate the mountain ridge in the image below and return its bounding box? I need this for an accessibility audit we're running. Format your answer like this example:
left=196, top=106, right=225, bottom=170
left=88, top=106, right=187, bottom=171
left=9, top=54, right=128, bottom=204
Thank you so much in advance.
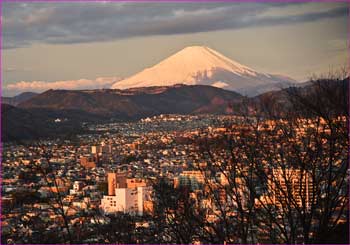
left=5, top=79, right=347, bottom=142
left=111, top=46, right=296, bottom=96
left=19, top=84, right=243, bottom=118
left=2, top=92, right=38, bottom=106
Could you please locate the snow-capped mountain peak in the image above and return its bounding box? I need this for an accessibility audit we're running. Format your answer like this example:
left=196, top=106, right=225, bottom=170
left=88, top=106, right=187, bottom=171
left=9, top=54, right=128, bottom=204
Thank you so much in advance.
left=111, top=46, right=296, bottom=96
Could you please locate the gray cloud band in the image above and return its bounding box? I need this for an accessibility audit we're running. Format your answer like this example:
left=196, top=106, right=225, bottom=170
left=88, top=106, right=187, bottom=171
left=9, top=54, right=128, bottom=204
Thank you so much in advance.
left=2, top=2, right=347, bottom=49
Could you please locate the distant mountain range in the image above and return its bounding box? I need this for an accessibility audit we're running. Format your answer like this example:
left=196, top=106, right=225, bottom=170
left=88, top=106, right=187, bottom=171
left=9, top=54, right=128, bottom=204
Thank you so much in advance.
left=18, top=84, right=243, bottom=118
left=2, top=45, right=346, bottom=142
left=2, top=78, right=348, bottom=142
left=111, top=46, right=296, bottom=96
left=252, top=78, right=349, bottom=117
left=3, top=85, right=243, bottom=142
left=2, top=92, right=38, bottom=106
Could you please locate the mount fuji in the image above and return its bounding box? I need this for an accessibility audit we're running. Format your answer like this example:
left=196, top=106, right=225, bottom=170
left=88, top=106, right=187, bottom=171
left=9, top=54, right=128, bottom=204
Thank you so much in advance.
left=111, top=46, right=296, bottom=96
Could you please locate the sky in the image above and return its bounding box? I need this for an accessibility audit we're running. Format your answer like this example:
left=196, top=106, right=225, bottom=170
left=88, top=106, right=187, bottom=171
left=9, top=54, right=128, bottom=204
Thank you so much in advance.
left=2, top=1, right=349, bottom=96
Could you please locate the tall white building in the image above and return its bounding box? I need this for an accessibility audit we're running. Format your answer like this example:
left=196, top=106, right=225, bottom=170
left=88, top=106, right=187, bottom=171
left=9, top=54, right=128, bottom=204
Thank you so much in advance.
left=101, top=186, right=152, bottom=215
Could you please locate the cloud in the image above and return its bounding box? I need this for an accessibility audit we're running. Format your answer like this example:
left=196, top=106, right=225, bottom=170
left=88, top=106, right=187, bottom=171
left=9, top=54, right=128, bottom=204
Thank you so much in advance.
left=4, top=77, right=121, bottom=95
left=2, top=2, right=347, bottom=49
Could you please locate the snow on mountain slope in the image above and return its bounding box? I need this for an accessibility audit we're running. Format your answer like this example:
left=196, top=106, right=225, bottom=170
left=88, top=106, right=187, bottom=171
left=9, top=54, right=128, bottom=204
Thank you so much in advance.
left=111, top=46, right=296, bottom=96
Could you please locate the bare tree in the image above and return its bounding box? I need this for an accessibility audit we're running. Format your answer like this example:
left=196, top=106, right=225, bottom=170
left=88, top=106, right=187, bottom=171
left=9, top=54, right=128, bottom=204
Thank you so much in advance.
left=151, top=74, right=349, bottom=244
